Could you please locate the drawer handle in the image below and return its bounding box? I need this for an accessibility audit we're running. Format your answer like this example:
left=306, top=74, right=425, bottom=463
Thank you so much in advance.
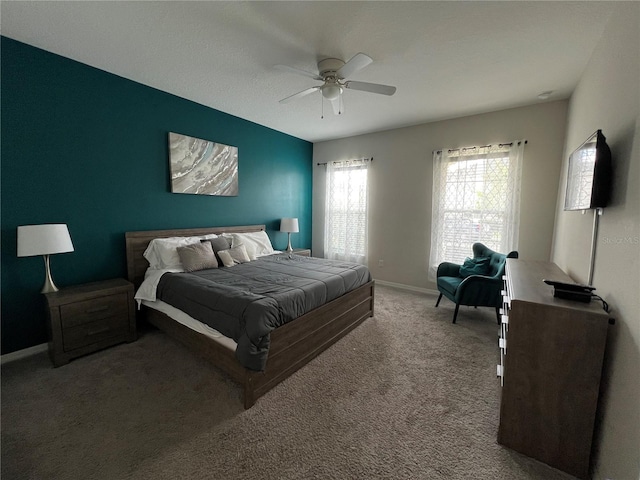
left=86, top=326, right=111, bottom=336
left=85, top=305, right=110, bottom=314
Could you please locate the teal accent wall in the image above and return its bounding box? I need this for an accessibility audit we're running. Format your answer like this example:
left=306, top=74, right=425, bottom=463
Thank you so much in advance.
left=1, top=37, right=313, bottom=354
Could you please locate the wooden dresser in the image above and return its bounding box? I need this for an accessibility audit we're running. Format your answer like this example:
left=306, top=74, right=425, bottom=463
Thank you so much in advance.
left=498, top=259, right=611, bottom=479
left=44, top=278, right=137, bottom=367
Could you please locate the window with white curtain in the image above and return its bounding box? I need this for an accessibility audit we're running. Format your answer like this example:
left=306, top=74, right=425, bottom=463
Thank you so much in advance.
left=428, top=142, right=524, bottom=280
left=325, top=158, right=370, bottom=264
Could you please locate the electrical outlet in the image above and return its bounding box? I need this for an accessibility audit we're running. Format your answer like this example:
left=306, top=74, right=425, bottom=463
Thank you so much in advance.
left=378, top=259, right=384, bottom=267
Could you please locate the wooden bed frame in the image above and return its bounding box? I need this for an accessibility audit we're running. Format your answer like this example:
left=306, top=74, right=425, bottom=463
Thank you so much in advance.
left=125, top=225, right=375, bottom=408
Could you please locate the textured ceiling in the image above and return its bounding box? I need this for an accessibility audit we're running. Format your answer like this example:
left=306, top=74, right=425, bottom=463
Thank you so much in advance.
left=0, top=1, right=618, bottom=142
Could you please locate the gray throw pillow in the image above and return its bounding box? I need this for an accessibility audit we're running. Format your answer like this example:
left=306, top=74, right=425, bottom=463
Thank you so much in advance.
left=202, top=237, right=233, bottom=267
left=177, top=242, right=218, bottom=272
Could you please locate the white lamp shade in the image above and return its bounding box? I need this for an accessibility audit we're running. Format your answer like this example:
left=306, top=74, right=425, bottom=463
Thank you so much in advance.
left=321, top=84, right=342, bottom=101
left=17, top=224, right=74, bottom=257
left=280, top=218, right=299, bottom=233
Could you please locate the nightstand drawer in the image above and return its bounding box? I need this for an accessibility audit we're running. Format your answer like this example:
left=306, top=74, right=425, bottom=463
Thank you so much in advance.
left=62, top=315, right=130, bottom=351
left=60, top=293, right=128, bottom=328
left=45, top=278, right=136, bottom=367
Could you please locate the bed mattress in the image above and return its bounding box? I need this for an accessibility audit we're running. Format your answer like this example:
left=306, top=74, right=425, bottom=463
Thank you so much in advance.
left=141, top=299, right=237, bottom=350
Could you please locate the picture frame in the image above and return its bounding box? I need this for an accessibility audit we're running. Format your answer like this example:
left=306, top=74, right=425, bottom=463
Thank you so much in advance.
left=168, top=132, right=238, bottom=196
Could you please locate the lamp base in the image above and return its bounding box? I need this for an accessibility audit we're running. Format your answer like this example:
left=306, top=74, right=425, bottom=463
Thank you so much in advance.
left=41, top=254, right=60, bottom=293
left=286, top=233, right=293, bottom=253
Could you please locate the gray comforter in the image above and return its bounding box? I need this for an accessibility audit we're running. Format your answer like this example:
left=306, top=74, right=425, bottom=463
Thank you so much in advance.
left=156, top=253, right=372, bottom=371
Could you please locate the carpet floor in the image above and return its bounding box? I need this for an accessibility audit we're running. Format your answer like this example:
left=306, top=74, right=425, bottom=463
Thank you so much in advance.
left=1, top=284, right=576, bottom=480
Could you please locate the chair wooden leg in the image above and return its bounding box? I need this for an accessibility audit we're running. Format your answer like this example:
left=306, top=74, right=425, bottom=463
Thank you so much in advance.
left=435, top=293, right=443, bottom=307
left=452, top=304, right=460, bottom=324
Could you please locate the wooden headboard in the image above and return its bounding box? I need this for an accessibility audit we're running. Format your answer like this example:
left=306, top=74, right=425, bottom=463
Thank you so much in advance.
left=125, top=225, right=266, bottom=289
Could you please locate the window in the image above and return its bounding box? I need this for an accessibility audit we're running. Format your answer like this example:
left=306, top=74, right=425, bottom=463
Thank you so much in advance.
left=325, top=158, right=370, bottom=264
left=428, top=142, right=524, bottom=280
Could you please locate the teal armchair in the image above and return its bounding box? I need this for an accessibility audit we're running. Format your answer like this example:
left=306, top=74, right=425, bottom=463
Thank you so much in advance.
left=435, top=243, right=519, bottom=324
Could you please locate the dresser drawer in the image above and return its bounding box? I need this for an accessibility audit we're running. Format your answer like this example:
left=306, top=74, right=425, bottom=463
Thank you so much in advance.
left=60, top=293, right=128, bottom=328
left=62, top=315, right=130, bottom=351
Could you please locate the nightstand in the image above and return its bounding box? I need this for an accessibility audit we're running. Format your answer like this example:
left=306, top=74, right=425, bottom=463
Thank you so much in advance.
left=292, top=248, right=311, bottom=257
left=44, top=278, right=136, bottom=367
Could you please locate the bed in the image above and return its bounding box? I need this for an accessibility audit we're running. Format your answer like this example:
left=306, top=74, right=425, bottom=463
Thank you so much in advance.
left=125, top=225, right=375, bottom=408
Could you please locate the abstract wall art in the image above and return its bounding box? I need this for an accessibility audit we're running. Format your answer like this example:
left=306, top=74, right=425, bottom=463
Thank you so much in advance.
left=168, top=132, right=238, bottom=196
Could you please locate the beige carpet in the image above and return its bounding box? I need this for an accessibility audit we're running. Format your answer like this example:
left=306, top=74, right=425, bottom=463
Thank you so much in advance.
left=1, top=285, right=576, bottom=480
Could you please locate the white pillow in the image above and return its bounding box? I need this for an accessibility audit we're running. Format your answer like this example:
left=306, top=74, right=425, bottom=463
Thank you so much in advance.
left=229, top=231, right=274, bottom=260
left=217, top=244, right=251, bottom=267
left=143, top=236, right=202, bottom=269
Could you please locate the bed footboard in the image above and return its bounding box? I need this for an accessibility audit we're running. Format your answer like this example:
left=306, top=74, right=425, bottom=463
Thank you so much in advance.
left=143, top=280, right=374, bottom=408
left=245, top=280, right=375, bottom=408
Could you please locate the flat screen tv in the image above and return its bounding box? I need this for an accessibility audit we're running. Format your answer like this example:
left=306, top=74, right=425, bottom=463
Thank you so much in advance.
left=564, top=129, right=612, bottom=211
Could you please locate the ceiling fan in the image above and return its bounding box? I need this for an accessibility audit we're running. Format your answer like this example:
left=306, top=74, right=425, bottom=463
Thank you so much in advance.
left=276, top=53, right=396, bottom=115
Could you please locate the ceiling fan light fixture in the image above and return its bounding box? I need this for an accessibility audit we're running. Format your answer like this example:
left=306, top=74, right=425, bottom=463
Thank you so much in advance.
left=321, top=84, right=343, bottom=101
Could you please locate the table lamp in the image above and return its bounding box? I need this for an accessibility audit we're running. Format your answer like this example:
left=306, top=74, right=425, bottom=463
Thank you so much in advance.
left=17, top=224, right=74, bottom=293
left=280, top=218, right=299, bottom=253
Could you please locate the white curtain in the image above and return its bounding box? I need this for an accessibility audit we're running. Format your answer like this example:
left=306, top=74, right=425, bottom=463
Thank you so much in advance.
left=428, top=141, right=524, bottom=281
left=325, top=158, right=370, bottom=264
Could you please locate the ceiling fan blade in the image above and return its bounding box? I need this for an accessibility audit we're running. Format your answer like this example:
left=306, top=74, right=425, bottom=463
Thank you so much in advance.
left=337, top=52, right=373, bottom=79
left=274, top=64, right=323, bottom=81
left=279, top=86, right=320, bottom=104
left=345, top=81, right=396, bottom=96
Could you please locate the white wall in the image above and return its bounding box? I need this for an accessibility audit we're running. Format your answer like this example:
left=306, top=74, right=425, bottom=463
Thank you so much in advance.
left=551, top=4, right=639, bottom=479
left=313, top=101, right=568, bottom=290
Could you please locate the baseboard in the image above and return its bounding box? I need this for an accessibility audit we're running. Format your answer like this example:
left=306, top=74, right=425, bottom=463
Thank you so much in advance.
left=1, top=343, right=48, bottom=365
left=374, top=279, right=439, bottom=296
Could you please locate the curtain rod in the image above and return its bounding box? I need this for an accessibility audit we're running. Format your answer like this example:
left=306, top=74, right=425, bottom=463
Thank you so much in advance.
left=317, top=157, right=373, bottom=166
left=434, top=140, right=527, bottom=155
